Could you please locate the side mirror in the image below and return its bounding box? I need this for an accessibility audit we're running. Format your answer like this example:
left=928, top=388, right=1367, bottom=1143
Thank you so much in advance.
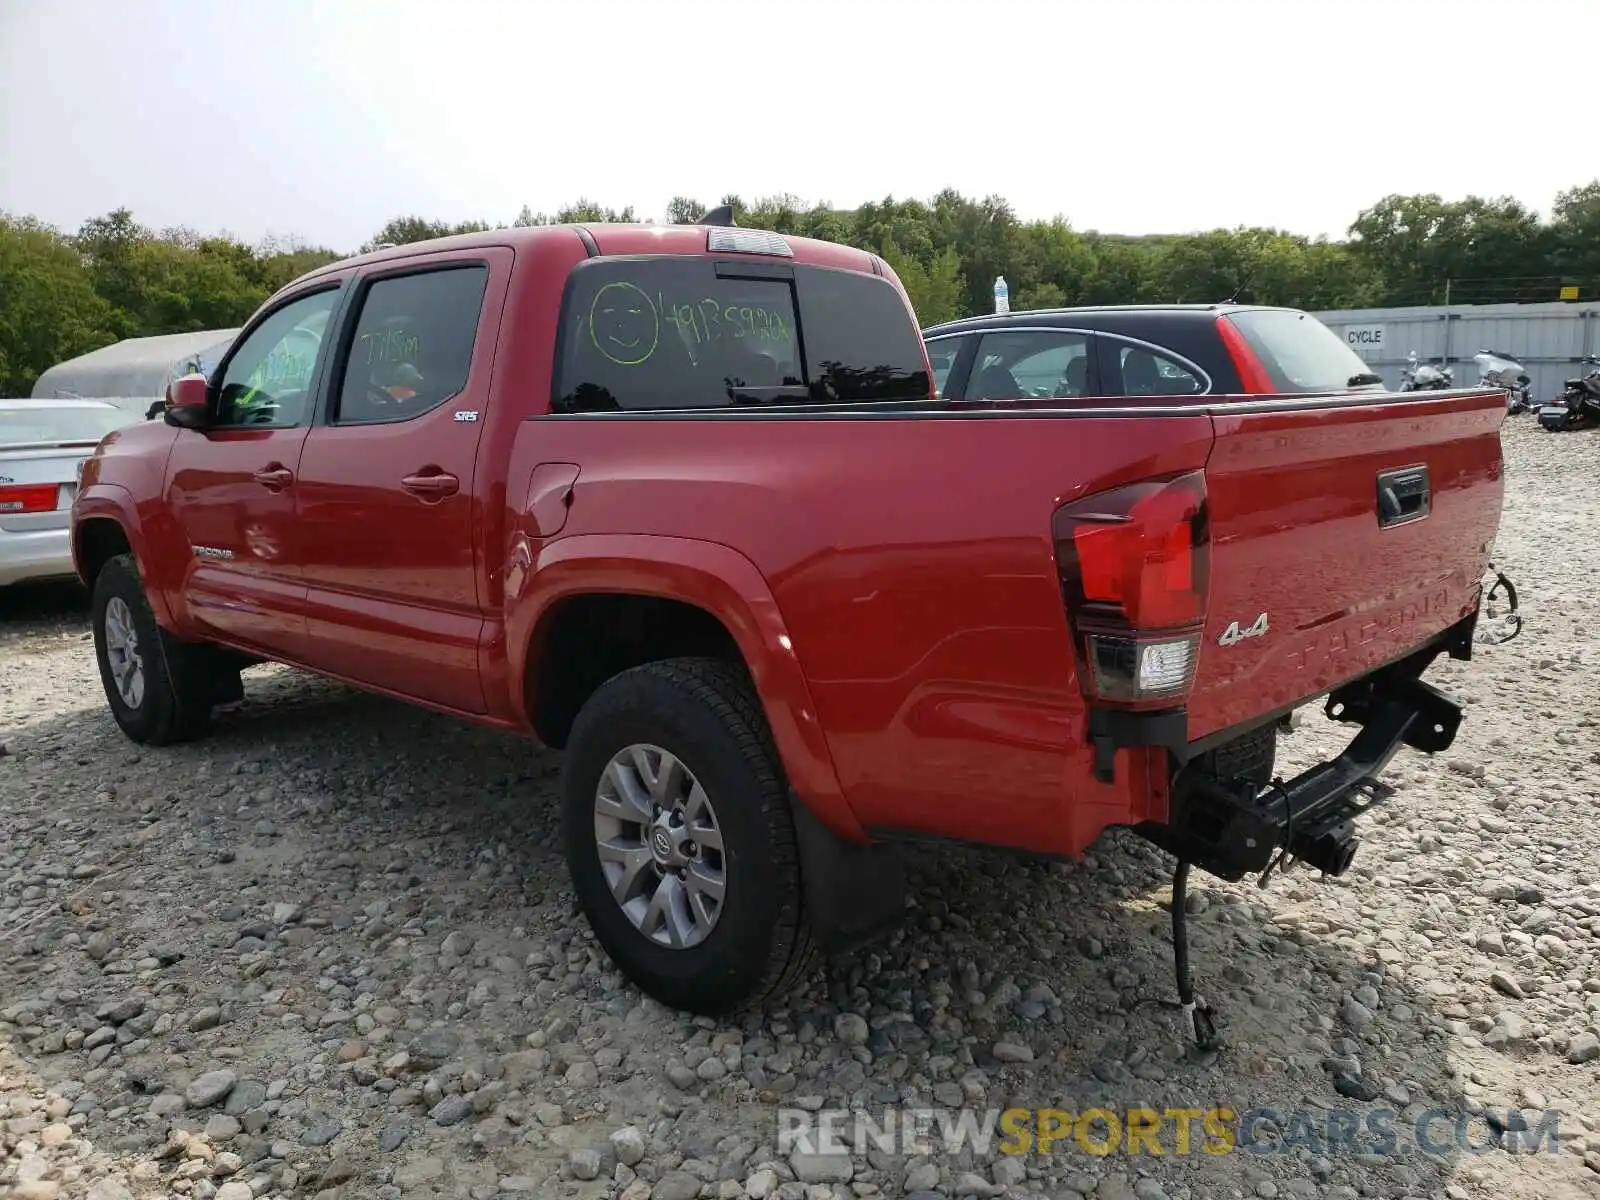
left=164, top=375, right=211, bottom=430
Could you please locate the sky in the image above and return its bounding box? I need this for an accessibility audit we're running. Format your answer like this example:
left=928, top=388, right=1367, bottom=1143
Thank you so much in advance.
left=0, top=0, right=1592, bottom=254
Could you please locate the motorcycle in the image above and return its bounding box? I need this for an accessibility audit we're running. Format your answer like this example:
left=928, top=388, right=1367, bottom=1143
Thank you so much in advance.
left=1536, top=354, right=1600, bottom=432
left=1473, top=348, right=1534, bottom=414
left=1399, top=350, right=1454, bottom=391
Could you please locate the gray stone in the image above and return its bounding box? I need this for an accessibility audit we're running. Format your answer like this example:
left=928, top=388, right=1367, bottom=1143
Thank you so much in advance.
left=834, top=1013, right=869, bottom=1045
left=1095, top=1174, right=1138, bottom=1200
left=301, top=1118, right=342, bottom=1146
left=904, top=1162, right=941, bottom=1191
left=993, top=1155, right=1027, bottom=1187
left=789, top=1152, right=853, bottom=1184
left=650, top=1171, right=704, bottom=1200
left=953, top=1171, right=1001, bottom=1196
left=188, top=1007, right=222, bottom=1031
left=569, top=1148, right=603, bottom=1181
left=393, top=1157, right=444, bottom=1188
left=378, top=1123, right=409, bottom=1152
left=610, top=1124, right=646, bottom=1167
left=149, top=1094, right=185, bottom=1118
left=991, top=1041, right=1034, bottom=1063
left=1341, top=997, right=1375, bottom=1030
left=1490, top=971, right=1525, bottom=999
left=1567, top=1030, right=1600, bottom=1064
left=222, top=1079, right=266, bottom=1116
left=95, top=997, right=145, bottom=1024
left=184, top=1069, right=238, bottom=1109
left=408, top=1027, right=460, bottom=1069
left=429, top=1094, right=472, bottom=1126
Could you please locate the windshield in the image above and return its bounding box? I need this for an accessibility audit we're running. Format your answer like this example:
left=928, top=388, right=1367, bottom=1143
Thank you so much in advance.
left=1225, top=308, right=1378, bottom=392
left=0, top=403, right=136, bottom=448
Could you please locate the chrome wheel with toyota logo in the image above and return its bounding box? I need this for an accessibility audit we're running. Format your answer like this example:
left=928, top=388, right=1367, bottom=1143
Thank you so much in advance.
left=561, top=657, right=818, bottom=1015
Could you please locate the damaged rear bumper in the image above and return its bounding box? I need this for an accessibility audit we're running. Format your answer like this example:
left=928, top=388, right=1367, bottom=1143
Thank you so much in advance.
left=1142, top=670, right=1462, bottom=882
left=1134, top=563, right=1522, bottom=884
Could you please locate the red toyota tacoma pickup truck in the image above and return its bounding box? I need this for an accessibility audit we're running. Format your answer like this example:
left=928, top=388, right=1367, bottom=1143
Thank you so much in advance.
left=71, top=216, right=1513, bottom=1042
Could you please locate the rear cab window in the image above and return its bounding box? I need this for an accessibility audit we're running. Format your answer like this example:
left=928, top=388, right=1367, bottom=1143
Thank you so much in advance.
left=553, top=257, right=930, bottom=412
left=1224, top=308, right=1377, bottom=393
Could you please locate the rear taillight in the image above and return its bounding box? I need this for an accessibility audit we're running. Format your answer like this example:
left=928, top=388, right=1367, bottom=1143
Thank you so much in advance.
left=0, top=484, right=59, bottom=514
left=1054, top=471, right=1210, bottom=706
left=1215, top=315, right=1275, bottom=394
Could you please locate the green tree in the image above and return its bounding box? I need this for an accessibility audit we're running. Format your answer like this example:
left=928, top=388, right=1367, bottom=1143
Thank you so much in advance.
left=0, top=214, right=118, bottom=395
left=360, top=216, right=491, bottom=252
left=1551, top=180, right=1600, bottom=292
left=666, top=197, right=706, bottom=224
left=881, top=239, right=965, bottom=327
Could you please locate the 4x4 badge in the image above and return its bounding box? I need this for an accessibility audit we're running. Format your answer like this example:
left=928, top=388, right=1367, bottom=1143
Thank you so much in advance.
left=1218, top=613, right=1269, bottom=646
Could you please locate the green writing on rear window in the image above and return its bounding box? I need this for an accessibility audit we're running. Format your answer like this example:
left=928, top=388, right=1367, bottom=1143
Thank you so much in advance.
left=659, top=295, right=791, bottom=348
left=587, top=281, right=792, bottom=366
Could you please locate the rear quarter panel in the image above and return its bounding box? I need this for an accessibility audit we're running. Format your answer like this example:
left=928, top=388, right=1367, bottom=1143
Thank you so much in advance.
left=513, top=411, right=1215, bottom=855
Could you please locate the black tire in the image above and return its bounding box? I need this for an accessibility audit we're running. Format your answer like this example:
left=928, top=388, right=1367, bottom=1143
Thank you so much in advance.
left=91, top=553, right=216, bottom=745
left=560, top=656, right=819, bottom=1015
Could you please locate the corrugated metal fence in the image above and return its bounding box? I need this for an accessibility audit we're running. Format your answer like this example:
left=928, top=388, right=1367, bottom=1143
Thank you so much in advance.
left=1314, top=301, right=1599, bottom=401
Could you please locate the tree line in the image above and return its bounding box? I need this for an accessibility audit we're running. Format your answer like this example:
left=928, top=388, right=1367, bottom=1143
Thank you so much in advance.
left=4, top=182, right=1598, bottom=397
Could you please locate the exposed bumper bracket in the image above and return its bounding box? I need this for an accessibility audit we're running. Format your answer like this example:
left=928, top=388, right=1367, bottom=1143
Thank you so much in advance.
left=1141, top=672, right=1463, bottom=883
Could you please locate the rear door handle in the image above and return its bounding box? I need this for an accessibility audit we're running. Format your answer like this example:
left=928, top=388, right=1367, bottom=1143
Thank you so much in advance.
left=401, top=470, right=459, bottom=500
left=253, top=465, right=294, bottom=489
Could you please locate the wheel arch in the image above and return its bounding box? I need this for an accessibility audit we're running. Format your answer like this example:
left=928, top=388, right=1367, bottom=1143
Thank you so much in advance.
left=508, top=533, right=863, bottom=842
left=71, top=486, right=177, bottom=630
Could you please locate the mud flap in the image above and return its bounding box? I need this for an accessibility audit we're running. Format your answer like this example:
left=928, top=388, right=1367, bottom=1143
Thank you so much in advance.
left=790, top=797, right=906, bottom=955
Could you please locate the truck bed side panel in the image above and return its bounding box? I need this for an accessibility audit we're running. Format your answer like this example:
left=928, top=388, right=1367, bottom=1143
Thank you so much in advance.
left=521, top=412, right=1214, bottom=855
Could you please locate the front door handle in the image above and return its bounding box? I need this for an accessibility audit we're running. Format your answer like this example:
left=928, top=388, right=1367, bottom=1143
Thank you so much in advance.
left=400, top=470, right=459, bottom=500
left=253, top=464, right=294, bottom=490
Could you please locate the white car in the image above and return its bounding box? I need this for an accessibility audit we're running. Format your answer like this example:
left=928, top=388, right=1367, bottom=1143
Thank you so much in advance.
left=1, top=399, right=142, bottom=588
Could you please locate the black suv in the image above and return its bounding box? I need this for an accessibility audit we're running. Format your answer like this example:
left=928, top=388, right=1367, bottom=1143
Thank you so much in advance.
left=923, top=304, right=1384, bottom=402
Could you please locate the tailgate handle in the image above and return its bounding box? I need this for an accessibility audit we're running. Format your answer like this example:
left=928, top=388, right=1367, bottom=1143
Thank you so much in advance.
left=1376, top=465, right=1430, bottom=527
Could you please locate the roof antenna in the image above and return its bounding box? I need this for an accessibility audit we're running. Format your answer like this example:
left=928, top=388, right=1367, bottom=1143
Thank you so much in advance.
left=701, top=204, right=736, bottom=228
left=1222, top=264, right=1254, bottom=305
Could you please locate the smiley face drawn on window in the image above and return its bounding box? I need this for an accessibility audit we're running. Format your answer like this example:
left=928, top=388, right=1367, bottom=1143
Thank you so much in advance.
left=589, top=282, right=660, bottom=366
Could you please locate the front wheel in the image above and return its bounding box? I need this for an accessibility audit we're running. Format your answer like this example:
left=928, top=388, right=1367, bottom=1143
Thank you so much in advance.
left=91, top=554, right=217, bottom=745
left=560, top=657, right=819, bottom=1015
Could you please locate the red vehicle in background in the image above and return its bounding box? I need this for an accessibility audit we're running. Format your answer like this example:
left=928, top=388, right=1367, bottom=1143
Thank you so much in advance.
left=71, top=212, right=1516, bottom=1045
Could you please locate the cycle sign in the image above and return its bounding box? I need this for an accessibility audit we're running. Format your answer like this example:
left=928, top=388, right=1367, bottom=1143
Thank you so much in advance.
left=1342, top=325, right=1386, bottom=354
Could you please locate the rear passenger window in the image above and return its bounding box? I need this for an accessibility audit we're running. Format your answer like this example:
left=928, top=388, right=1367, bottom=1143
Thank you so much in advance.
left=968, top=330, right=1090, bottom=401
left=926, top=338, right=966, bottom=399
left=1111, top=342, right=1205, bottom=396
left=335, top=266, right=488, bottom=424
left=553, top=257, right=930, bottom=412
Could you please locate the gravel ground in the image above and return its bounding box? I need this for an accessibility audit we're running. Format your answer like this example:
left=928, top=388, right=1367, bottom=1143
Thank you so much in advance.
left=3, top=418, right=1599, bottom=1200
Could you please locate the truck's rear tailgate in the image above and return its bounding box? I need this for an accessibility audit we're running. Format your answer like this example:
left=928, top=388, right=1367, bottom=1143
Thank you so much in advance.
left=1187, top=388, right=1506, bottom=740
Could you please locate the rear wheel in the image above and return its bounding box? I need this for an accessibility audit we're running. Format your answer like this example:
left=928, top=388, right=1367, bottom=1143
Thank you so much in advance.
left=91, top=554, right=221, bottom=745
left=560, top=657, right=819, bottom=1014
